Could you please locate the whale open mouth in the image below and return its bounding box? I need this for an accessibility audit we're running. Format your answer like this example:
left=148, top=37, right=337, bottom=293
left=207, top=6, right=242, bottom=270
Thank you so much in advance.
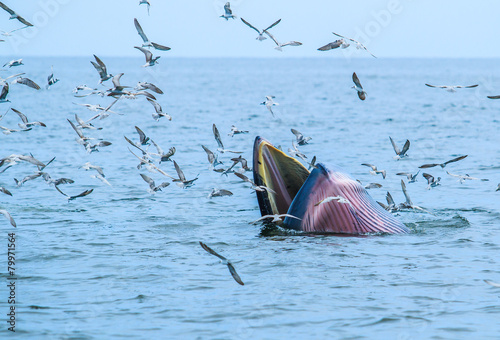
left=252, top=136, right=409, bottom=234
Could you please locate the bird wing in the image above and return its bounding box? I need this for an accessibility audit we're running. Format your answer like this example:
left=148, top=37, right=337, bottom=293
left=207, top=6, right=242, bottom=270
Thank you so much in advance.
left=357, top=91, right=366, bottom=101
left=0, top=209, right=16, bottom=227
left=0, top=83, right=8, bottom=100
left=134, top=18, right=149, bottom=43
left=401, top=139, right=410, bottom=155
left=212, top=124, right=224, bottom=149
left=74, top=114, right=86, bottom=126
left=361, top=163, right=376, bottom=171
left=422, top=173, right=434, bottom=184
left=202, top=145, right=215, bottom=164
left=386, top=192, right=395, bottom=206
left=317, top=41, right=341, bottom=51
left=487, top=95, right=500, bottom=99
left=224, top=2, right=232, bottom=15
left=234, top=172, right=251, bottom=184
left=13, top=77, right=40, bottom=90
left=240, top=18, right=260, bottom=34
left=173, top=160, right=186, bottom=182
left=199, top=241, right=227, bottom=261
left=146, top=97, right=162, bottom=113
left=73, top=189, right=94, bottom=199
left=227, top=262, right=244, bottom=285
left=463, top=84, right=478, bottom=88
left=389, top=136, right=400, bottom=155
left=54, top=185, right=69, bottom=197
left=151, top=42, right=171, bottom=51
left=263, top=30, right=279, bottom=46
left=419, top=163, right=439, bottom=169
left=67, top=119, right=85, bottom=139
left=135, top=126, right=148, bottom=144
left=150, top=139, right=163, bottom=156
left=444, top=155, right=467, bottom=165
left=332, top=32, right=347, bottom=39
left=264, top=18, right=281, bottom=31
left=0, top=2, right=15, bottom=15
left=352, top=72, right=363, bottom=89
left=90, top=61, right=106, bottom=79
left=401, top=180, right=412, bottom=206
left=291, top=128, right=303, bottom=139
left=140, top=173, right=155, bottom=188
left=112, top=73, right=124, bottom=88
left=425, top=84, right=444, bottom=88
left=282, top=41, right=302, bottom=47
left=11, top=108, right=28, bottom=124
left=140, top=82, right=163, bottom=94
left=135, top=46, right=152, bottom=62
left=16, top=14, right=33, bottom=27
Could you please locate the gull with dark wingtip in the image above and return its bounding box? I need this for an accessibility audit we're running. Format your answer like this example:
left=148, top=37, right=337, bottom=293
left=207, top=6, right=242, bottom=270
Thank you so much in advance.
left=134, top=18, right=171, bottom=51
left=425, top=83, right=478, bottom=92
left=91, top=55, right=113, bottom=84
left=389, top=136, right=410, bottom=160
left=134, top=46, right=160, bottom=67
left=396, top=170, right=420, bottom=183
left=260, top=95, right=278, bottom=117
left=3, top=58, right=23, bottom=68
left=419, top=155, right=468, bottom=169
left=199, top=241, right=244, bottom=286
left=147, top=98, right=171, bottom=121
left=264, top=30, right=302, bottom=52
left=173, top=161, right=198, bottom=188
left=352, top=72, right=366, bottom=101
left=361, top=163, right=386, bottom=179
left=140, top=173, right=169, bottom=193
left=291, top=128, right=312, bottom=145
left=11, top=108, right=46, bottom=130
left=220, top=2, right=236, bottom=20
left=423, top=173, right=441, bottom=189
left=0, top=2, right=33, bottom=26
left=55, top=186, right=94, bottom=201
left=446, top=171, right=489, bottom=184
left=332, top=32, right=376, bottom=58
left=208, top=188, right=233, bottom=199
left=240, top=18, right=281, bottom=41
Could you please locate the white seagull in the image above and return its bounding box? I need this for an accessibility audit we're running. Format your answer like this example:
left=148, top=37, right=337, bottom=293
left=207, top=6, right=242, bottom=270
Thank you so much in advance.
left=425, top=84, right=478, bottom=93
left=264, top=30, right=302, bottom=51
left=332, top=32, right=376, bottom=58
left=220, top=2, right=236, bottom=20
left=240, top=18, right=281, bottom=41
left=260, top=95, right=278, bottom=117
left=352, top=72, right=366, bottom=101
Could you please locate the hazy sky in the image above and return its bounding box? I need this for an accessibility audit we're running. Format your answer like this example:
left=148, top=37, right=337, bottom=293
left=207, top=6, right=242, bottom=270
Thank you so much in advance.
left=0, top=0, right=499, bottom=58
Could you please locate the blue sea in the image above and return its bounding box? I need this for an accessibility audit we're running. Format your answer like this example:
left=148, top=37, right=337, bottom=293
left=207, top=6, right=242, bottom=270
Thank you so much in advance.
left=0, top=57, right=499, bottom=339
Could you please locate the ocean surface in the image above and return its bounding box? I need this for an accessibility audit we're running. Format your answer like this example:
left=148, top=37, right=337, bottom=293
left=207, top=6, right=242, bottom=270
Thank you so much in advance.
left=0, top=57, right=499, bottom=339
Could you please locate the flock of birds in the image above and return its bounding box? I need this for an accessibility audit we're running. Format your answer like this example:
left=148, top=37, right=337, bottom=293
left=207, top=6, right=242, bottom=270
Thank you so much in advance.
left=0, top=1, right=499, bottom=287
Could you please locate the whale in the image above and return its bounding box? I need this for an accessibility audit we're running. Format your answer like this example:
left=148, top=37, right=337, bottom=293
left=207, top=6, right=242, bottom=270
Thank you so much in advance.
left=252, top=136, right=409, bottom=234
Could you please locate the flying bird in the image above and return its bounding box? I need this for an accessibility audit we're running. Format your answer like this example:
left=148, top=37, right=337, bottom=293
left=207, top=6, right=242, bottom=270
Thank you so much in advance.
left=212, top=124, right=241, bottom=154
left=201, top=145, right=222, bottom=168
left=291, top=128, right=312, bottom=145
left=3, top=58, right=23, bottom=68
left=147, top=98, right=171, bottom=121
left=11, top=76, right=40, bottom=90
left=91, top=55, right=113, bottom=84
left=11, top=108, right=46, bottom=129
left=288, top=141, right=307, bottom=160
left=0, top=2, right=33, bottom=26
left=173, top=161, right=198, bottom=188
left=419, top=155, right=468, bottom=169
left=234, top=172, right=276, bottom=194
left=139, top=0, right=150, bottom=15
left=264, top=30, right=302, bottom=51
left=150, top=140, right=175, bottom=163
left=332, top=32, right=376, bottom=58
left=134, top=18, right=171, bottom=51
left=389, top=136, right=410, bottom=160
left=140, top=173, right=170, bottom=193
left=352, top=72, right=366, bottom=101
left=55, top=186, right=94, bottom=201
left=317, top=39, right=349, bottom=51
left=250, top=214, right=301, bottom=224
left=199, top=241, right=244, bottom=286
left=134, top=46, right=160, bottom=67
left=425, top=84, right=478, bottom=92
left=361, top=163, right=386, bottom=179
left=240, top=18, right=281, bottom=41
left=228, top=125, right=248, bottom=137
left=396, top=171, right=420, bottom=183
left=314, top=195, right=354, bottom=209
left=220, top=2, right=236, bottom=20
left=208, top=188, right=233, bottom=199
left=446, top=171, right=489, bottom=184
left=46, top=66, right=59, bottom=89
left=423, top=173, right=441, bottom=189
left=260, top=95, right=278, bottom=117
left=0, top=209, right=16, bottom=227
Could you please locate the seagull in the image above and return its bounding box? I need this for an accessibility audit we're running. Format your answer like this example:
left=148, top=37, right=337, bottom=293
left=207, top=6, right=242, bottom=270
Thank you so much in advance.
left=55, top=186, right=93, bottom=201
left=11, top=76, right=40, bottom=90
left=364, top=183, right=382, bottom=189
left=263, top=30, right=302, bottom=51
left=0, top=209, right=16, bottom=227
left=229, top=155, right=250, bottom=171
left=398, top=180, right=430, bottom=213
left=314, top=195, right=354, bottom=209
left=446, top=171, right=489, bottom=184
left=135, top=81, right=163, bottom=94
left=133, top=18, right=171, bottom=51
left=46, top=66, right=59, bottom=89
left=361, top=163, right=386, bottom=179
left=212, top=124, right=242, bottom=154
left=73, top=84, right=97, bottom=94
left=332, top=32, right=376, bottom=58
left=80, top=162, right=105, bottom=177
left=74, top=114, right=101, bottom=130
left=0, top=186, right=12, bottom=196
left=139, top=0, right=150, bottom=15
left=199, top=241, right=244, bottom=286
left=317, top=39, right=349, bottom=51
left=250, top=214, right=301, bottom=224
left=134, top=126, right=150, bottom=146
left=14, top=172, right=42, bottom=187
left=0, top=154, right=45, bottom=168
left=484, top=280, right=500, bottom=288
left=423, top=173, right=441, bottom=189
left=260, top=95, right=278, bottom=117
left=234, top=172, right=276, bottom=194
left=389, top=136, right=410, bottom=160
left=140, top=173, right=169, bottom=193
left=90, top=173, right=111, bottom=186
left=425, top=84, right=478, bottom=93
left=396, top=171, right=420, bottom=183
left=228, top=125, right=248, bottom=137
left=90, top=55, right=113, bottom=84
left=240, top=18, right=281, bottom=41
left=3, top=59, right=23, bottom=68
left=288, top=141, right=307, bottom=160
left=0, top=72, right=24, bottom=85
left=40, top=172, right=74, bottom=186
left=150, top=139, right=175, bottom=163
left=208, top=188, right=233, bottom=199
left=147, top=98, right=171, bottom=121
left=0, top=26, right=28, bottom=36
left=134, top=46, right=160, bottom=67
left=201, top=145, right=222, bottom=168
left=172, top=161, right=198, bottom=188
left=352, top=72, right=366, bottom=101
left=11, top=108, right=46, bottom=129
left=0, top=2, right=33, bottom=26
left=0, top=83, right=9, bottom=102
left=377, top=191, right=398, bottom=212
left=220, top=2, right=236, bottom=20
left=419, top=155, right=468, bottom=169
left=291, top=128, right=312, bottom=145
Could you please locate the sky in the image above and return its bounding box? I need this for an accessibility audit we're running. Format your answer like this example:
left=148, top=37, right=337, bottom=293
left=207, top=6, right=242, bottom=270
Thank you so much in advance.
left=0, top=0, right=499, bottom=58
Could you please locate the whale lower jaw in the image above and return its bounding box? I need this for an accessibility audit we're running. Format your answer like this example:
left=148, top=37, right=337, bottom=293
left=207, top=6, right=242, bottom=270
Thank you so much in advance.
left=253, top=136, right=409, bottom=234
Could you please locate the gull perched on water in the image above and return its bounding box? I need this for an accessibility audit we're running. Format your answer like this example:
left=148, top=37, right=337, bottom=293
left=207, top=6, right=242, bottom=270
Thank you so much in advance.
left=240, top=18, right=281, bottom=41
left=134, top=46, right=160, bottom=67
left=288, top=141, right=307, bottom=160
left=396, top=171, right=420, bottom=183
left=46, top=66, right=59, bottom=89
left=55, top=186, right=93, bottom=201
left=425, top=84, right=478, bottom=92
left=423, top=173, right=441, bottom=189
left=199, top=241, right=244, bottom=286
left=361, top=163, right=386, bottom=179
left=11, top=108, right=46, bottom=129
left=0, top=209, right=16, bottom=227
left=139, top=0, right=150, bottom=15
left=314, top=195, right=354, bottom=208
left=389, top=136, right=410, bottom=160
left=352, top=72, right=366, bottom=101
left=220, top=2, right=236, bottom=20
left=419, top=155, right=468, bottom=169
left=446, top=171, right=489, bottom=184
left=317, top=39, right=349, bottom=51
left=133, top=18, right=171, bottom=51
left=147, top=98, right=172, bottom=121
left=228, top=125, right=248, bottom=137
left=332, top=32, right=376, bottom=58
left=91, top=55, right=113, bottom=84
left=251, top=214, right=301, bottom=224
left=3, top=59, right=23, bottom=68
left=173, top=161, right=198, bottom=188
left=263, top=30, right=302, bottom=51
left=0, top=2, right=33, bottom=26
left=140, top=173, right=169, bottom=193
left=208, top=188, right=233, bottom=199
left=291, top=128, right=312, bottom=145
left=260, top=95, right=278, bottom=117
left=234, top=172, right=276, bottom=194
left=11, top=75, right=40, bottom=90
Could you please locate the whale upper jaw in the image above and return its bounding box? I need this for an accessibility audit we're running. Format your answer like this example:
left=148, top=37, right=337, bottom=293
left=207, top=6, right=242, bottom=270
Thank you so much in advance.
left=252, top=136, right=409, bottom=235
